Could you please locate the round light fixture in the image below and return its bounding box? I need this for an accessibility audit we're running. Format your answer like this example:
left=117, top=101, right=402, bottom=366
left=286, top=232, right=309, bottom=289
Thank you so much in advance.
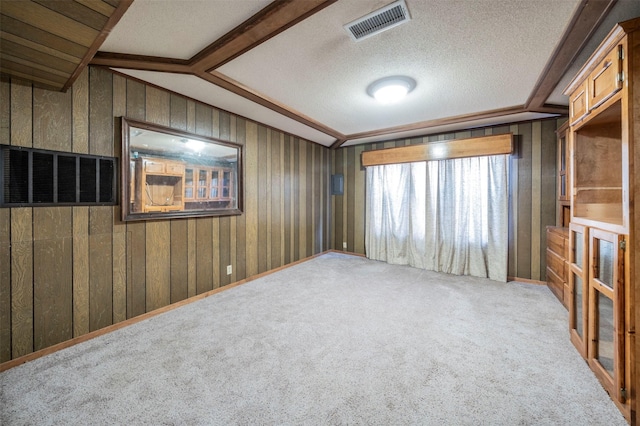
left=367, top=76, right=416, bottom=104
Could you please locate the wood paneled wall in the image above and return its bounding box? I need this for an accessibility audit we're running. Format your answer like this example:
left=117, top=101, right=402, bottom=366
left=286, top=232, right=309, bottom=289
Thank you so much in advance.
left=331, top=120, right=561, bottom=281
left=0, top=67, right=330, bottom=362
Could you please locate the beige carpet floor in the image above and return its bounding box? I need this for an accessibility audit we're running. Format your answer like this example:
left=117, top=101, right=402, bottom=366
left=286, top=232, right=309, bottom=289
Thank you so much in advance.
left=0, top=252, right=626, bottom=425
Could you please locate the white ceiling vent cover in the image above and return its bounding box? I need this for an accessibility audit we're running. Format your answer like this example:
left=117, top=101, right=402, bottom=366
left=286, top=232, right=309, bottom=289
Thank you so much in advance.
left=344, top=0, right=411, bottom=42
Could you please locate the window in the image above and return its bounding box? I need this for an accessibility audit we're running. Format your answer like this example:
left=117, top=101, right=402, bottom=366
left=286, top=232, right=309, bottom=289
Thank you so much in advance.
left=365, top=155, right=508, bottom=281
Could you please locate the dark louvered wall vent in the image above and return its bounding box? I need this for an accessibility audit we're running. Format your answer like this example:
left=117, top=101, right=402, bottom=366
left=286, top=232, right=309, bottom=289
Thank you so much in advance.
left=344, top=0, right=411, bottom=41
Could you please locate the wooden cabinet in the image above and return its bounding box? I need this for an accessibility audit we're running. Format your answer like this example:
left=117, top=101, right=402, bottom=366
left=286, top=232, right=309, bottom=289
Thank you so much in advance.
left=589, top=45, right=623, bottom=111
left=183, top=166, right=234, bottom=205
left=556, top=121, right=571, bottom=227
left=568, top=223, right=589, bottom=359
left=132, top=157, right=185, bottom=213
left=131, top=157, right=235, bottom=212
left=563, top=17, right=640, bottom=421
left=546, top=226, right=569, bottom=308
left=569, top=81, right=588, bottom=125
left=588, top=228, right=626, bottom=404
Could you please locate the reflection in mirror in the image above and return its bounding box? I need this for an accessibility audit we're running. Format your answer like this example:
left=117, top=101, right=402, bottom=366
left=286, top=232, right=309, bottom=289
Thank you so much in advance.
left=122, top=118, right=243, bottom=221
left=597, top=239, right=614, bottom=289
left=573, top=273, right=583, bottom=338
left=596, top=291, right=614, bottom=376
left=574, top=231, right=583, bottom=268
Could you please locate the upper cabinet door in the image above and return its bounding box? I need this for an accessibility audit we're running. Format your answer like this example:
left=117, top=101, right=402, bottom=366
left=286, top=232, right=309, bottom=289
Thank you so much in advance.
left=589, top=45, right=624, bottom=111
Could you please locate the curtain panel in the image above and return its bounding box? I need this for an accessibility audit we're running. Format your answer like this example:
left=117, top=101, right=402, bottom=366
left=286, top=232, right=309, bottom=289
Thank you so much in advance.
left=365, top=155, right=508, bottom=281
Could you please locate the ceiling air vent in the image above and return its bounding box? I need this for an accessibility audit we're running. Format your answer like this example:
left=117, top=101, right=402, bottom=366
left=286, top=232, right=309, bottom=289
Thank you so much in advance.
left=344, top=0, right=411, bottom=42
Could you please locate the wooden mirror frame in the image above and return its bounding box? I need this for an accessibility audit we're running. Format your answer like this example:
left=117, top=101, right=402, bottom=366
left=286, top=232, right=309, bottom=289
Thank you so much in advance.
left=121, top=117, right=243, bottom=221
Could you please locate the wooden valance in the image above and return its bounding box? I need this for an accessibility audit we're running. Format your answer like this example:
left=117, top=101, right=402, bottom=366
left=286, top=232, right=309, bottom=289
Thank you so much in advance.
left=361, top=133, right=513, bottom=167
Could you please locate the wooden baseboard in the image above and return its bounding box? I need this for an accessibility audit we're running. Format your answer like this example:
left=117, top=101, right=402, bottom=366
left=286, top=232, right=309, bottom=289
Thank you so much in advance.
left=326, top=249, right=366, bottom=257
left=0, top=250, right=332, bottom=373
left=508, top=276, right=546, bottom=285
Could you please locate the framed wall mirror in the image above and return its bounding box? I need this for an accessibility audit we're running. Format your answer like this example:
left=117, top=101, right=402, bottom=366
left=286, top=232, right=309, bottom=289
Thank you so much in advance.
left=121, top=117, right=243, bottom=221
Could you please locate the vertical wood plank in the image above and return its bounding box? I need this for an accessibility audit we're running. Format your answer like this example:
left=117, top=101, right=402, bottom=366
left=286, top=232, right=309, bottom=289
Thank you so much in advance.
left=334, top=148, right=343, bottom=250
left=126, top=79, right=146, bottom=318
left=271, top=131, right=282, bottom=267
left=170, top=220, right=188, bottom=302
left=146, top=86, right=170, bottom=126
left=89, top=67, right=112, bottom=156
left=540, top=120, right=559, bottom=277
left=170, top=94, right=187, bottom=130
left=72, top=207, right=89, bottom=336
left=169, top=94, right=189, bottom=302
left=145, top=221, right=171, bottom=310
left=245, top=121, right=258, bottom=277
left=342, top=145, right=349, bottom=250
left=293, top=140, right=300, bottom=260
left=87, top=67, right=114, bottom=331
left=219, top=217, right=231, bottom=286
left=112, top=73, right=127, bottom=324
left=88, top=207, right=113, bottom=331
left=530, top=122, right=542, bottom=280
left=516, top=122, right=533, bottom=279
left=186, top=99, right=197, bottom=297
left=144, top=86, right=171, bottom=311
left=257, top=125, right=268, bottom=273
left=195, top=102, right=212, bottom=137
left=506, top=124, right=517, bottom=278
left=187, top=220, right=197, bottom=297
left=33, top=208, right=72, bottom=350
left=0, top=208, right=11, bottom=362
left=212, top=217, right=220, bottom=289
left=346, top=146, right=355, bottom=251
left=11, top=208, right=33, bottom=357
left=280, top=134, right=287, bottom=260
left=283, top=135, right=292, bottom=265
left=298, top=141, right=307, bottom=259
left=72, top=68, right=89, bottom=154
left=196, top=218, right=213, bottom=294
left=235, top=118, right=247, bottom=281
left=0, top=78, right=10, bottom=144
left=305, top=141, right=313, bottom=256
left=265, top=130, right=272, bottom=270
left=33, top=88, right=71, bottom=151
left=10, top=82, right=32, bottom=147
left=354, top=144, right=365, bottom=254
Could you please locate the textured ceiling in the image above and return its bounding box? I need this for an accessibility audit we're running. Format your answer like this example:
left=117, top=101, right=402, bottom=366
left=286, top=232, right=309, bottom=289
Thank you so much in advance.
left=93, top=0, right=640, bottom=147
left=100, top=0, right=272, bottom=60
left=218, top=0, right=577, bottom=135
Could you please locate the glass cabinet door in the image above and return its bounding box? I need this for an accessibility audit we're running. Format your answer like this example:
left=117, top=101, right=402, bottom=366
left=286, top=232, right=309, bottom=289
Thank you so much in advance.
left=210, top=170, right=219, bottom=198
left=184, top=168, right=194, bottom=200
left=588, top=228, right=625, bottom=403
left=222, top=170, right=231, bottom=198
left=197, top=169, right=208, bottom=199
left=569, top=223, right=588, bottom=358
left=558, top=132, right=568, bottom=201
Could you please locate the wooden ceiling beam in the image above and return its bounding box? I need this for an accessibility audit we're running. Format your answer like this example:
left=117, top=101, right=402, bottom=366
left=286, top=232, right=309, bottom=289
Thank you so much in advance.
left=525, top=0, right=617, bottom=109
left=90, top=52, right=192, bottom=73
left=340, top=105, right=528, bottom=146
left=190, top=0, right=338, bottom=72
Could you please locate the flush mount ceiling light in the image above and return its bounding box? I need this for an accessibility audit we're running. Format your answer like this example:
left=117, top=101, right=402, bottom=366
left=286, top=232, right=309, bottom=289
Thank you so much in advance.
left=367, top=76, right=416, bottom=104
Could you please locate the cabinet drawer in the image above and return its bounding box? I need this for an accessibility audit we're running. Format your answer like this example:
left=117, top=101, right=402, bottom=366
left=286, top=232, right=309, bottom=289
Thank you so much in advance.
left=166, top=163, right=184, bottom=174
left=547, top=229, right=566, bottom=255
left=546, top=266, right=564, bottom=303
left=546, top=248, right=566, bottom=280
left=569, top=81, right=588, bottom=125
left=144, top=160, right=165, bottom=173
left=589, top=45, right=623, bottom=110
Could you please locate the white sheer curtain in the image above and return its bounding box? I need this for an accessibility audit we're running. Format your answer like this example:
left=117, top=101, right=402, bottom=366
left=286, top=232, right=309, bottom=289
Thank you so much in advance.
left=365, top=155, right=508, bottom=281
